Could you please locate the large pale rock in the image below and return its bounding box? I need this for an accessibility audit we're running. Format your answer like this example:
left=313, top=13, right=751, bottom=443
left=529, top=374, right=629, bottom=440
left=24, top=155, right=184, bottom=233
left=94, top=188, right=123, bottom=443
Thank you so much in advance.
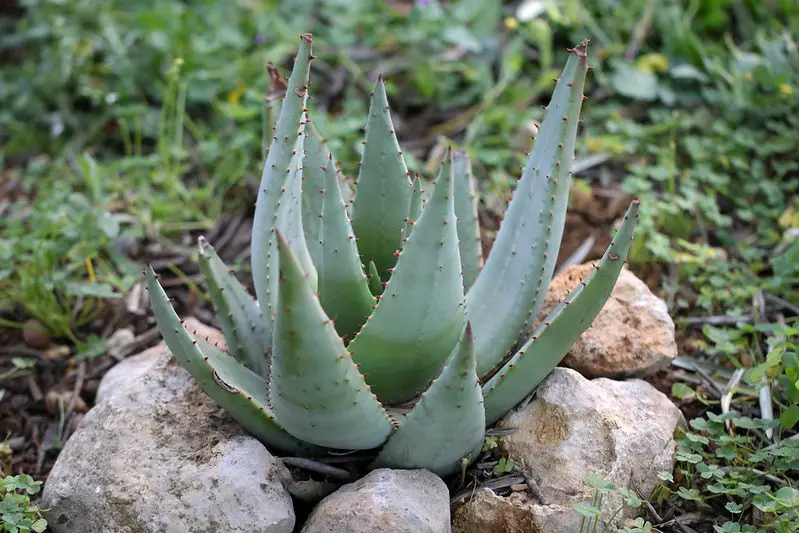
left=538, top=263, right=676, bottom=377
left=96, top=317, right=226, bottom=403
left=301, top=468, right=450, bottom=533
left=454, top=368, right=684, bottom=533
left=95, top=344, right=161, bottom=404
left=42, top=343, right=294, bottom=533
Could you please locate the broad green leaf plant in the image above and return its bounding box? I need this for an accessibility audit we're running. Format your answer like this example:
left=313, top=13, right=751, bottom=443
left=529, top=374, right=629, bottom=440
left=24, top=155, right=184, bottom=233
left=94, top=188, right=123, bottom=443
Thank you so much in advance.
left=145, top=34, right=640, bottom=477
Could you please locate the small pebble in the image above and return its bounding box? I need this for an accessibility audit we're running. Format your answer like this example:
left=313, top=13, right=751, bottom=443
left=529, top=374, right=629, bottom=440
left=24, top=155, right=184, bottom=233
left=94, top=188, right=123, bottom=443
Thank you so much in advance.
left=23, top=319, right=51, bottom=350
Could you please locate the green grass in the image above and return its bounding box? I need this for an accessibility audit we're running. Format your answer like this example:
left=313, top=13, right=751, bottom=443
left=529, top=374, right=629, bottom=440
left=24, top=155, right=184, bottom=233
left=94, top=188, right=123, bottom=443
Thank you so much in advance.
left=1, top=0, right=798, bottom=528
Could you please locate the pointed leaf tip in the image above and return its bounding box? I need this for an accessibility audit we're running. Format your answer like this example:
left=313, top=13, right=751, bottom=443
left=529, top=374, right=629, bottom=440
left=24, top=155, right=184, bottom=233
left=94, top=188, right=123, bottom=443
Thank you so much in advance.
left=466, top=40, right=590, bottom=377
left=271, top=228, right=392, bottom=449
left=252, top=35, right=314, bottom=316
left=573, top=38, right=589, bottom=57
left=351, top=76, right=413, bottom=278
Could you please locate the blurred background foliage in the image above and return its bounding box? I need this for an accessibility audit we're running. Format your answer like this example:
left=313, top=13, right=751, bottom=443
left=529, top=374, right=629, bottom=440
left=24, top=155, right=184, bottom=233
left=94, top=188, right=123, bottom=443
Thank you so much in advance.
left=0, top=0, right=796, bottom=350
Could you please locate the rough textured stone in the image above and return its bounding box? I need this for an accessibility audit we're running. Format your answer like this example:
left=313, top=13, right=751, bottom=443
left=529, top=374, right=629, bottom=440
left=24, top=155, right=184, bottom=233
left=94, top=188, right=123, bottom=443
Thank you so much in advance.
left=454, top=368, right=684, bottom=532
left=42, top=342, right=294, bottom=533
left=453, top=490, right=580, bottom=533
left=537, top=263, right=677, bottom=377
left=96, top=317, right=226, bottom=404
left=301, top=468, right=450, bottom=533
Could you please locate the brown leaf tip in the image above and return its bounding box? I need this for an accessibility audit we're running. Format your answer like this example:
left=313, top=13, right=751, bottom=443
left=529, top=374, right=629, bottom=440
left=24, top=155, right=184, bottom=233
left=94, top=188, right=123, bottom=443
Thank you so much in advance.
left=573, top=38, right=589, bottom=57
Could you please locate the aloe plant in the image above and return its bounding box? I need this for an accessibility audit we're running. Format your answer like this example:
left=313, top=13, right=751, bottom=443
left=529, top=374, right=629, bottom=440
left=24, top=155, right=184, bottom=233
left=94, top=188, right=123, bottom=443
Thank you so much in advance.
left=144, top=34, right=640, bottom=477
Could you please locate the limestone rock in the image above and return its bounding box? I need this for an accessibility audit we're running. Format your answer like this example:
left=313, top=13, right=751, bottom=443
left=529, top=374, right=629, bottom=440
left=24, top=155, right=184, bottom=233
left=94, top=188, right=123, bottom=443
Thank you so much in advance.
left=42, top=344, right=294, bottom=533
left=455, top=369, right=683, bottom=532
left=538, top=263, right=676, bottom=377
left=96, top=317, right=226, bottom=404
left=453, top=490, right=581, bottom=533
left=301, top=468, right=450, bottom=533
left=95, top=344, right=161, bottom=404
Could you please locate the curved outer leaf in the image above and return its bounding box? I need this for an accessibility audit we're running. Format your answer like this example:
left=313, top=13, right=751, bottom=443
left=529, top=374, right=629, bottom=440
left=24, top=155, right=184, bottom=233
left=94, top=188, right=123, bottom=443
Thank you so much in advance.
left=348, top=151, right=466, bottom=404
left=252, top=34, right=313, bottom=318
left=466, top=40, right=590, bottom=378
left=144, top=265, right=315, bottom=454
left=371, top=324, right=485, bottom=476
left=301, top=127, right=375, bottom=341
left=351, top=76, right=413, bottom=279
left=453, top=151, right=483, bottom=291
left=197, top=237, right=270, bottom=376
left=269, top=231, right=393, bottom=450
left=482, top=200, right=640, bottom=424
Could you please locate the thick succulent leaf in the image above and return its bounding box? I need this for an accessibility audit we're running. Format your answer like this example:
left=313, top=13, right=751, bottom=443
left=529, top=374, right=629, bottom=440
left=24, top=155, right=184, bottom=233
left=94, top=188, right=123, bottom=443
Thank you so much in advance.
left=252, top=34, right=313, bottom=316
left=367, top=260, right=383, bottom=296
left=264, top=131, right=319, bottom=321
left=144, top=265, right=316, bottom=454
left=197, top=237, right=270, bottom=376
left=482, top=200, right=640, bottom=424
left=453, top=151, right=483, bottom=291
left=300, top=121, right=375, bottom=339
left=351, top=76, right=413, bottom=279
left=319, top=158, right=376, bottom=341
left=348, top=152, right=466, bottom=404
left=403, top=176, right=423, bottom=240
left=301, top=124, right=328, bottom=259
left=269, top=231, right=393, bottom=450
left=467, top=40, right=591, bottom=378
left=371, top=324, right=485, bottom=476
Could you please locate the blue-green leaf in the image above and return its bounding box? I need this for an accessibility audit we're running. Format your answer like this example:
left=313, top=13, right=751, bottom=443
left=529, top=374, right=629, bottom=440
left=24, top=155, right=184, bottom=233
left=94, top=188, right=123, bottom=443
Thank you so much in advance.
left=348, top=151, right=466, bottom=404
left=351, top=76, right=413, bottom=279
left=482, top=199, right=639, bottom=424
left=269, top=232, right=393, bottom=449
left=466, top=40, right=591, bottom=377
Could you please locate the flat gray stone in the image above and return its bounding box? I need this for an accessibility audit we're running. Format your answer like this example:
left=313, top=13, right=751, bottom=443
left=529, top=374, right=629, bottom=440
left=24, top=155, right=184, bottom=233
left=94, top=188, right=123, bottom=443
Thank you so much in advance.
left=301, top=468, right=451, bottom=533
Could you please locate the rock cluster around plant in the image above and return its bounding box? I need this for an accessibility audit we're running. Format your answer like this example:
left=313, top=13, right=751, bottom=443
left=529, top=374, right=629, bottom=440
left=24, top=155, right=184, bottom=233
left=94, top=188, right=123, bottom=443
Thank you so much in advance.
left=42, top=266, right=683, bottom=532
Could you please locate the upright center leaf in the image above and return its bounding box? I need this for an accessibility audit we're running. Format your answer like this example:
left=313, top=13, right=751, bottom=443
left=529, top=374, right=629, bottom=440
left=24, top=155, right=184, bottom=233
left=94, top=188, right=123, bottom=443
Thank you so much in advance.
left=348, top=151, right=466, bottom=404
left=351, top=77, right=413, bottom=280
